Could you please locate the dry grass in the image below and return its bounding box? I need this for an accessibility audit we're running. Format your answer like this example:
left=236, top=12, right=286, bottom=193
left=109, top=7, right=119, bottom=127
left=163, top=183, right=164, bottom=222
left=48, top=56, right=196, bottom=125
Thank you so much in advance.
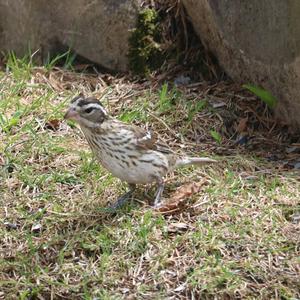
left=1, top=58, right=299, bottom=299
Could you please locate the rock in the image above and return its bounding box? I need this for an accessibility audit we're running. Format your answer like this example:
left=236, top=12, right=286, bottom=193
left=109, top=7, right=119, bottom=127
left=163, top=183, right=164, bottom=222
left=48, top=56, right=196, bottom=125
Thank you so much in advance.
left=0, top=0, right=141, bottom=71
left=4, top=222, right=18, bottom=230
left=182, top=0, right=300, bottom=130
left=31, top=223, right=42, bottom=233
left=174, top=75, right=191, bottom=86
left=294, top=162, right=300, bottom=169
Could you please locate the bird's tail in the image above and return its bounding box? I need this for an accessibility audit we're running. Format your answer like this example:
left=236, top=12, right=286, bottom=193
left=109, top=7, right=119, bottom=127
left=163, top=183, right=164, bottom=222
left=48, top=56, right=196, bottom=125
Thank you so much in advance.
left=175, top=156, right=217, bottom=168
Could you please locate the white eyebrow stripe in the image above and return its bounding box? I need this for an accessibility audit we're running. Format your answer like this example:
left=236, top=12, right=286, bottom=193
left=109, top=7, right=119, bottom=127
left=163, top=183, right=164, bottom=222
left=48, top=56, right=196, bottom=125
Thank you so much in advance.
left=83, top=103, right=107, bottom=115
left=83, top=103, right=102, bottom=109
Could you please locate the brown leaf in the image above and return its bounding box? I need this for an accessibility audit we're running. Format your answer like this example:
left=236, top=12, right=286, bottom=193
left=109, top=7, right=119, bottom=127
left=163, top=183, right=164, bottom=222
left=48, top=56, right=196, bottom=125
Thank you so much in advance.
left=45, top=119, right=61, bottom=131
left=236, top=117, right=248, bottom=133
left=156, top=181, right=205, bottom=214
left=167, top=222, right=190, bottom=233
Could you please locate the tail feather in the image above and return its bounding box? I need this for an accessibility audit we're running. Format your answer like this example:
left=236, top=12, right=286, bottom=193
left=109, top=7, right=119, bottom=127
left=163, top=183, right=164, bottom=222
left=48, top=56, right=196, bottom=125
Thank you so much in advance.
left=175, top=157, right=217, bottom=168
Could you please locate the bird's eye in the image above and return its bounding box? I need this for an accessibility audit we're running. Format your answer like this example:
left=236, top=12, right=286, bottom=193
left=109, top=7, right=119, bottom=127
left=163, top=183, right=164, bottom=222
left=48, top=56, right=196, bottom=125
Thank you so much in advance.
left=84, top=107, right=94, bottom=114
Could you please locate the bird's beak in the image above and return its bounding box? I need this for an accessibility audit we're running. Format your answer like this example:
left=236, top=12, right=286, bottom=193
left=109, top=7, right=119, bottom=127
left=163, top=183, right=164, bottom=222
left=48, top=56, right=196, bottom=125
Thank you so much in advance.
left=64, top=108, right=79, bottom=121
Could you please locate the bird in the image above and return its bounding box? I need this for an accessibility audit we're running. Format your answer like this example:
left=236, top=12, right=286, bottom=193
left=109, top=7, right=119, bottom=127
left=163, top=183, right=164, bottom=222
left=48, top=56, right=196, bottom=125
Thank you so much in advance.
left=64, top=95, right=217, bottom=209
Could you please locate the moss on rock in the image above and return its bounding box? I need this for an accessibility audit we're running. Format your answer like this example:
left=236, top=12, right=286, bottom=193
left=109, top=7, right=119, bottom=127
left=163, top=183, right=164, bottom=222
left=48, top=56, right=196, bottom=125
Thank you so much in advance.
left=128, top=8, right=163, bottom=76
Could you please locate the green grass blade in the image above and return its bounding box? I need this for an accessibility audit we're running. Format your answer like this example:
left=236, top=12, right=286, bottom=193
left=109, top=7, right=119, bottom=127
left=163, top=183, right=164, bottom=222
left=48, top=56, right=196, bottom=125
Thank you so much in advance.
left=243, top=84, right=277, bottom=108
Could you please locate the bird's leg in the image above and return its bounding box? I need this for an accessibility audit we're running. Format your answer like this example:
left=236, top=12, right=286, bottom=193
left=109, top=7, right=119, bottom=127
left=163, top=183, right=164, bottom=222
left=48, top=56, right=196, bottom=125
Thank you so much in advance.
left=153, top=180, right=165, bottom=207
left=109, top=183, right=136, bottom=210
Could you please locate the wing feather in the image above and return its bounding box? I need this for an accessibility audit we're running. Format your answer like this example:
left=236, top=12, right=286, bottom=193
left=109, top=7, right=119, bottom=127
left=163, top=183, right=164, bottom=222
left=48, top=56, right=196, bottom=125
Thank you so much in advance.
left=133, top=126, right=172, bottom=154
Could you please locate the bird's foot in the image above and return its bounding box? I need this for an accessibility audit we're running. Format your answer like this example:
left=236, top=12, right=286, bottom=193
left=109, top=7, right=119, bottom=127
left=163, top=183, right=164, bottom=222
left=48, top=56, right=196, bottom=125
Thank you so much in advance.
left=107, top=184, right=136, bottom=212
left=108, top=190, right=133, bottom=211
left=153, top=183, right=165, bottom=208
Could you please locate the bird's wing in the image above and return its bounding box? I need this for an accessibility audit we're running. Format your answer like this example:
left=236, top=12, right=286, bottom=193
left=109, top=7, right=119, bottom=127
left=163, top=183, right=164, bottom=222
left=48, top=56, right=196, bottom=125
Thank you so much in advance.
left=132, top=125, right=173, bottom=154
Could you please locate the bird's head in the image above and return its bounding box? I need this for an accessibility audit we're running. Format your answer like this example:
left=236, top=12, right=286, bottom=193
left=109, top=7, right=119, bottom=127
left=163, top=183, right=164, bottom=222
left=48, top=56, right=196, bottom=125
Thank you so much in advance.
left=64, top=95, right=108, bottom=128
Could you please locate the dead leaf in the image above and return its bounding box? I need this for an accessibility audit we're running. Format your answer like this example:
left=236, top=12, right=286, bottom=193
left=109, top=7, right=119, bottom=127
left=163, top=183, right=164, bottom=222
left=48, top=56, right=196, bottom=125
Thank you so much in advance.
left=212, top=101, right=226, bottom=109
left=236, top=117, right=248, bottom=133
left=167, top=222, right=190, bottom=233
left=174, top=283, right=187, bottom=292
left=45, top=119, right=61, bottom=131
left=156, top=181, right=206, bottom=214
left=170, top=182, right=203, bottom=202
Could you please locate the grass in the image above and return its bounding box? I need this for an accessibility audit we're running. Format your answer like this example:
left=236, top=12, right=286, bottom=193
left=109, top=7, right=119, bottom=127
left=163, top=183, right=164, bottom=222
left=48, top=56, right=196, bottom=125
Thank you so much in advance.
left=1, top=57, right=299, bottom=299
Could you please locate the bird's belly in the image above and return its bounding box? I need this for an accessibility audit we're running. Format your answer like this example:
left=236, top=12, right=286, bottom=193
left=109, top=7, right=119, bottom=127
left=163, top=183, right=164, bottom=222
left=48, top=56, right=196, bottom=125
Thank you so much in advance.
left=97, top=151, right=169, bottom=184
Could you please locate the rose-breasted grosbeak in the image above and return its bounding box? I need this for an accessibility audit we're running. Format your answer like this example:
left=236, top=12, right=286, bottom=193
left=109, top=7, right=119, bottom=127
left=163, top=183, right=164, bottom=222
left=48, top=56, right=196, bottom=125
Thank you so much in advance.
left=64, top=95, right=216, bottom=208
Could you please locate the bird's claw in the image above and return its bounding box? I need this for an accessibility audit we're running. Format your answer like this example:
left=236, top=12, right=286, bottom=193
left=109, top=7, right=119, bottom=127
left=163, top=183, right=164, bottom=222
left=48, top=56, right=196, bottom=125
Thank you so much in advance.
left=107, top=190, right=133, bottom=211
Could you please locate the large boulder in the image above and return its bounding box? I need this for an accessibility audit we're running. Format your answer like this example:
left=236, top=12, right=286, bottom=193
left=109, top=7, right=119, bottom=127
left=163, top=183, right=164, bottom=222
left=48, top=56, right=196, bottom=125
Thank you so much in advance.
left=0, top=0, right=140, bottom=71
left=182, top=0, right=300, bottom=130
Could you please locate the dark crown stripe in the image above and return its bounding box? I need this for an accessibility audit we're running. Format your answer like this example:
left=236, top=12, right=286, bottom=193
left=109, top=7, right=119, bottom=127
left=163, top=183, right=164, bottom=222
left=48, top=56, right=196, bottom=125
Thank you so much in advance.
left=77, top=98, right=104, bottom=107
left=71, top=95, right=84, bottom=103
